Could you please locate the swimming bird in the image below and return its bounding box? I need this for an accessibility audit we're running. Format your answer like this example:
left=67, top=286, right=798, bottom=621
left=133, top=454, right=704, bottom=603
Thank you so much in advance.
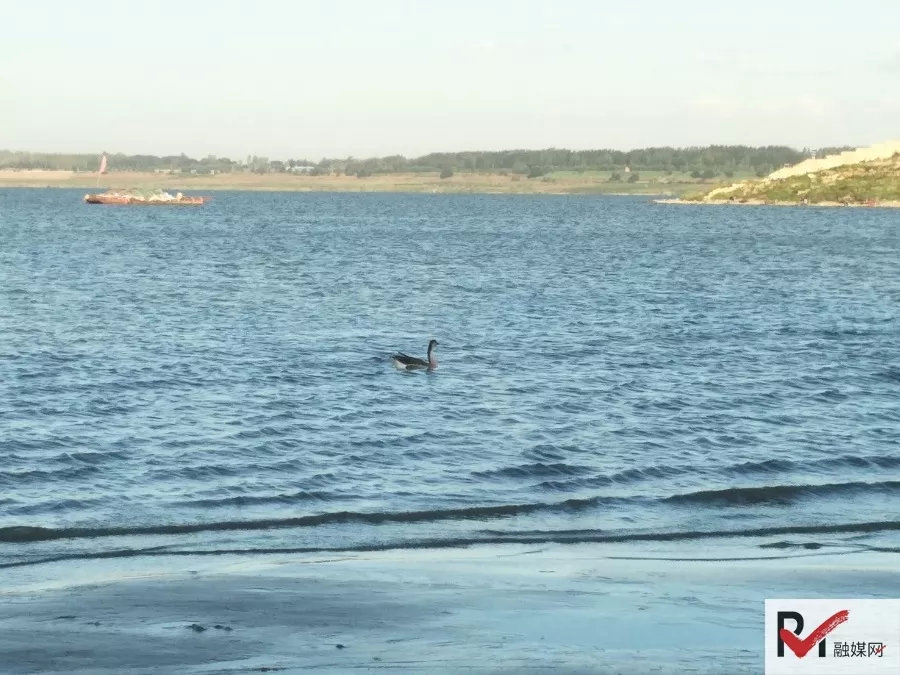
left=391, top=339, right=438, bottom=371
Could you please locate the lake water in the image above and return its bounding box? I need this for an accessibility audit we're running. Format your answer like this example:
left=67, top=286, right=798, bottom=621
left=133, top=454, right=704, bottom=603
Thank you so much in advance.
left=1, top=189, right=898, bottom=571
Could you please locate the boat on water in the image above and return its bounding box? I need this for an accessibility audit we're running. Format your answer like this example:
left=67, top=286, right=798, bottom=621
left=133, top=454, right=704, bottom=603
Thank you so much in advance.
left=83, top=189, right=206, bottom=205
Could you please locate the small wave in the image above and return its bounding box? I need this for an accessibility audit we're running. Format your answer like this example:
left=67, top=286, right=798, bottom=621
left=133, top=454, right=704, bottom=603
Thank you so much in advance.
left=100, top=376, right=210, bottom=394
left=50, top=450, right=130, bottom=465
left=0, top=465, right=99, bottom=487
left=873, top=366, right=900, bottom=383
left=1, top=520, right=898, bottom=570
left=724, top=458, right=795, bottom=474
left=759, top=541, right=825, bottom=550
left=666, top=480, right=900, bottom=506
left=2, top=437, right=88, bottom=453
left=143, top=463, right=241, bottom=481
left=0, top=495, right=619, bottom=544
left=5, top=496, right=110, bottom=515
left=176, top=490, right=332, bottom=508
left=229, top=425, right=294, bottom=441
left=535, top=475, right=615, bottom=491
left=531, top=454, right=900, bottom=493
left=610, top=464, right=692, bottom=482
left=724, top=455, right=900, bottom=475
left=830, top=454, right=900, bottom=470
left=472, top=462, right=593, bottom=480
left=809, top=388, right=849, bottom=402
left=521, top=444, right=581, bottom=462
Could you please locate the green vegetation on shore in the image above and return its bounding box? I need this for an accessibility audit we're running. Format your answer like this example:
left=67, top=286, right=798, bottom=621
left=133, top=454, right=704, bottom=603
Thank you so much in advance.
left=0, top=168, right=713, bottom=195
left=684, top=154, right=900, bottom=205
left=0, top=145, right=843, bottom=180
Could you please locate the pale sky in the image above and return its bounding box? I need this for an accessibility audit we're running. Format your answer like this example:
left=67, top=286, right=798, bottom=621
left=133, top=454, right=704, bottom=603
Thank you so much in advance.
left=3, top=0, right=899, bottom=160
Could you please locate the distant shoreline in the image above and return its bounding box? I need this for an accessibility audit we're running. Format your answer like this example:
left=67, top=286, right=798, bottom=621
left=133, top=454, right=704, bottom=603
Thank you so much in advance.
left=0, top=169, right=703, bottom=196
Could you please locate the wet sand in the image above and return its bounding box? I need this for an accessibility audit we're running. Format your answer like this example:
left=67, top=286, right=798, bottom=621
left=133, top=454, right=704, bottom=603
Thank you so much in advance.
left=1, top=540, right=895, bottom=673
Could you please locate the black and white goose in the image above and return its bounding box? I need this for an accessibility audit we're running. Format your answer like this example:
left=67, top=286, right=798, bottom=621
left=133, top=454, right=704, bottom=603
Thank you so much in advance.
left=391, top=339, right=438, bottom=371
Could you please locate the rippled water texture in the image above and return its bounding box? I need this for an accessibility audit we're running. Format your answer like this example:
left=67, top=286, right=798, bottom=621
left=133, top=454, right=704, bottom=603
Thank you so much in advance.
left=1, top=189, right=898, bottom=566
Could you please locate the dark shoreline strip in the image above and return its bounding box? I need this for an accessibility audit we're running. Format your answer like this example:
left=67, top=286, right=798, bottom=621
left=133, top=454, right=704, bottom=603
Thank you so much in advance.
left=3, top=479, right=897, bottom=544
left=1, top=520, right=897, bottom=570
left=0, top=496, right=616, bottom=543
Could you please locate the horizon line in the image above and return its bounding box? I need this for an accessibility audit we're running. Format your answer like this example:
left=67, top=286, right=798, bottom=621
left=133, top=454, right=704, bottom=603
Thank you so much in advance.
left=0, top=142, right=860, bottom=164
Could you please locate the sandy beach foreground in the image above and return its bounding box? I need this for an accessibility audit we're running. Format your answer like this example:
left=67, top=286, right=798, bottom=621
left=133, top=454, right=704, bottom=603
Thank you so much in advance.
left=1, top=539, right=894, bottom=674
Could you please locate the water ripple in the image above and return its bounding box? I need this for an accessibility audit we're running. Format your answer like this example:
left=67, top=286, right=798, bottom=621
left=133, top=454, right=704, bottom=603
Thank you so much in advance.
left=1, top=190, right=898, bottom=563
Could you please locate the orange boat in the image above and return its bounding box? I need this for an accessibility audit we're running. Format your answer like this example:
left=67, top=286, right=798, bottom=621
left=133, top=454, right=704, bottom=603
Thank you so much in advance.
left=84, top=190, right=206, bottom=205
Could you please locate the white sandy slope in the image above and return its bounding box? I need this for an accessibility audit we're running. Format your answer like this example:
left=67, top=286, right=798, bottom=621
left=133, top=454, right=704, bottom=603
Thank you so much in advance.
left=767, top=139, right=900, bottom=180
left=700, top=139, right=900, bottom=201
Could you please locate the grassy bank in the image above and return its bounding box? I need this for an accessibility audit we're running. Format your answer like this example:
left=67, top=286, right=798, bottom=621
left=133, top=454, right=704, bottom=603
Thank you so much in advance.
left=0, top=169, right=730, bottom=196
left=684, top=153, right=900, bottom=205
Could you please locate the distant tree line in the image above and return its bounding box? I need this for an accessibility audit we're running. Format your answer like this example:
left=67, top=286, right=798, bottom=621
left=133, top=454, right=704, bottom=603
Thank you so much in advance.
left=0, top=150, right=240, bottom=174
left=0, top=145, right=855, bottom=177
left=317, top=146, right=816, bottom=178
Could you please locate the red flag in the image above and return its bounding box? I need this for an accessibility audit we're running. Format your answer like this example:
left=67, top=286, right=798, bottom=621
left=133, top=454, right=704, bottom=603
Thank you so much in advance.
left=99, top=153, right=108, bottom=174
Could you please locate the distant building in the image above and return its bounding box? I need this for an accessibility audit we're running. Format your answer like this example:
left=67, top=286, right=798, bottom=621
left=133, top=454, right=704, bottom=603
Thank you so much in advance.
left=289, top=165, right=316, bottom=173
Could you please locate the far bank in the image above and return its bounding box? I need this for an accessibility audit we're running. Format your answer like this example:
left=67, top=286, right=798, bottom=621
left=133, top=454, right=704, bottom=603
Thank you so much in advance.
left=0, top=169, right=718, bottom=196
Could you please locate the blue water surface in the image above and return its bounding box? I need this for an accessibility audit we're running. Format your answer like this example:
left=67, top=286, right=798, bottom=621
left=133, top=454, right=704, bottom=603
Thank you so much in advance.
left=1, top=189, right=898, bottom=567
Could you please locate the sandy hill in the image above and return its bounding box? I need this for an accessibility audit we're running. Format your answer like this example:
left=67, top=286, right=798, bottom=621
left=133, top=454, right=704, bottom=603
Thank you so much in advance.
left=766, top=140, right=900, bottom=180
left=692, top=140, right=900, bottom=205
